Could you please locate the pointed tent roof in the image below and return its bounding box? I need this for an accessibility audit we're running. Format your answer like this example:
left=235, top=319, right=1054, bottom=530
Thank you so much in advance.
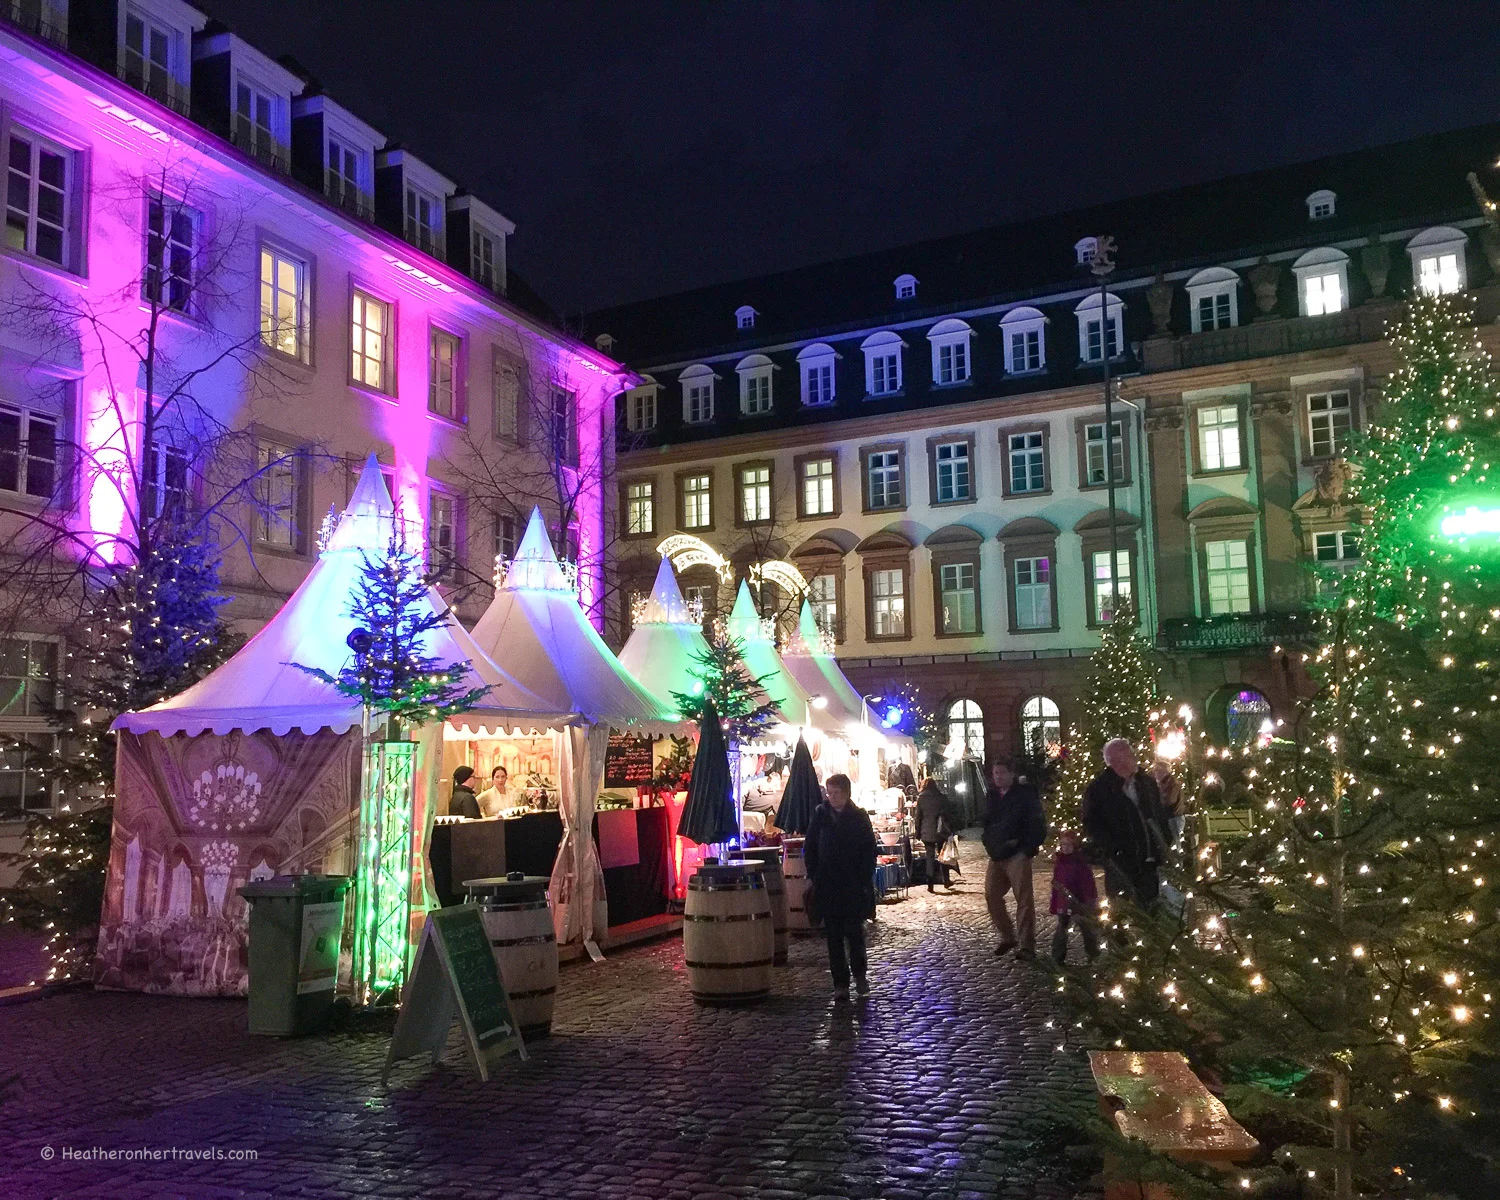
left=725, top=581, right=837, bottom=733
left=464, top=509, right=680, bottom=732
left=617, top=559, right=711, bottom=707
left=781, top=599, right=909, bottom=743
left=115, top=457, right=567, bottom=738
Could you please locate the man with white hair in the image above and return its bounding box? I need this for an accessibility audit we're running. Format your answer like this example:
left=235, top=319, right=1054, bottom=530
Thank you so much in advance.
left=1081, top=737, right=1171, bottom=905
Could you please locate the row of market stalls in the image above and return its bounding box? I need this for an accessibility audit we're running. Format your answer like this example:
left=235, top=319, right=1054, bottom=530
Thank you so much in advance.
left=94, top=457, right=912, bottom=998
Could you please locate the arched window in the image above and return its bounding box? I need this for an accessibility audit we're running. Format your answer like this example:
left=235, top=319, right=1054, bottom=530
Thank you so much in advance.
left=1225, top=688, right=1271, bottom=746
left=1020, top=696, right=1061, bottom=756
left=946, top=698, right=984, bottom=760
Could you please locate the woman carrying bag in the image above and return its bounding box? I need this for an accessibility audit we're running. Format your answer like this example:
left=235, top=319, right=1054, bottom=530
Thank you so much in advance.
left=914, top=778, right=957, bottom=892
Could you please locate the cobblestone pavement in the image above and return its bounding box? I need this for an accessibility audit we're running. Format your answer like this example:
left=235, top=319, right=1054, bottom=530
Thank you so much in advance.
left=0, top=925, right=45, bottom=990
left=0, top=841, right=1097, bottom=1200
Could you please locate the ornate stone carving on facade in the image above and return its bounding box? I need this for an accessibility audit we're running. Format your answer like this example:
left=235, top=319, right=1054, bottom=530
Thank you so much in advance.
left=1360, top=238, right=1390, bottom=298
left=1313, top=457, right=1356, bottom=509
left=1247, top=257, right=1281, bottom=318
left=1146, top=272, right=1173, bottom=336
left=1249, top=390, right=1293, bottom=420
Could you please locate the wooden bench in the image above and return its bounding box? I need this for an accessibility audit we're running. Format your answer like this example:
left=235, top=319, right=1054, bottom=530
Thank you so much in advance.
left=1089, top=1051, right=1259, bottom=1199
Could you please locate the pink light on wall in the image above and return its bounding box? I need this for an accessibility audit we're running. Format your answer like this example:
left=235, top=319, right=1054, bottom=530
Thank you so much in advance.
left=76, top=386, right=135, bottom=565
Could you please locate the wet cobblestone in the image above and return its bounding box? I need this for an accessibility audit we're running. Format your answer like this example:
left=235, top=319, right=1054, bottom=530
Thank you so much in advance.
left=0, top=842, right=1096, bottom=1198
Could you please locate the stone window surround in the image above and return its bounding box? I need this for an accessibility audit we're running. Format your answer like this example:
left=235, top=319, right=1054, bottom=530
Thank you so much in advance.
left=675, top=467, right=716, bottom=533
left=792, top=543, right=848, bottom=644
left=1074, top=410, right=1134, bottom=491
left=794, top=450, right=841, bottom=520
left=858, top=533, right=914, bottom=643
left=618, top=474, right=657, bottom=541
left=998, top=421, right=1052, bottom=499
left=1189, top=507, right=1261, bottom=618
left=1187, top=396, right=1249, bottom=477
left=997, top=517, right=1061, bottom=634
left=926, top=432, right=977, bottom=508
left=1295, top=377, right=1362, bottom=465
left=733, top=457, right=775, bottom=528
left=1076, top=513, right=1140, bottom=629
left=927, top=529, right=984, bottom=639
left=860, top=441, right=908, bottom=514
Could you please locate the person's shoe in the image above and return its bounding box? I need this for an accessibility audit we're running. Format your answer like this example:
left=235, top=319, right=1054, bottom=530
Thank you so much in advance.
left=833, top=985, right=851, bottom=1001
left=994, top=941, right=1017, bottom=957
left=1016, top=946, right=1037, bottom=962
left=927, top=884, right=935, bottom=893
left=854, top=976, right=870, bottom=996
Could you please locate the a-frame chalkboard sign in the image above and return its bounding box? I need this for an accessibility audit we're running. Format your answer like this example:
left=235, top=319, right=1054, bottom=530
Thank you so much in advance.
left=382, top=905, right=526, bottom=1084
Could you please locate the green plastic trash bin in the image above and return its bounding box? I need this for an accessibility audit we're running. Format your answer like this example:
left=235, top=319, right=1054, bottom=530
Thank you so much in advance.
left=238, top=874, right=352, bottom=1036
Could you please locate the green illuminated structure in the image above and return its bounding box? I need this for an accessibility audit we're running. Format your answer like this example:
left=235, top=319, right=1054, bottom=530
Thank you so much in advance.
left=352, top=738, right=418, bottom=1006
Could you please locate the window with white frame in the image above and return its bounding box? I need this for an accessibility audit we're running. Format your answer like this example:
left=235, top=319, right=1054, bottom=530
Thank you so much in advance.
left=861, top=331, right=904, bottom=396
left=939, top=561, right=977, bottom=634
left=1000, top=307, right=1046, bottom=373
left=1307, top=390, right=1352, bottom=459
left=739, top=464, right=771, bottom=524
left=427, top=491, right=458, bottom=577
left=326, top=137, right=363, bottom=209
left=625, top=481, right=654, bottom=535
left=144, top=195, right=197, bottom=314
left=5, top=130, right=70, bottom=266
left=735, top=305, right=757, bottom=330
left=493, top=352, right=521, bottom=442
left=737, top=356, right=774, bottom=416
left=933, top=440, right=971, bottom=503
left=1020, top=696, right=1061, bottom=756
left=471, top=227, right=498, bottom=290
left=1293, top=248, right=1349, bottom=316
left=1306, top=189, right=1336, bottom=221
left=948, top=698, right=984, bottom=759
left=493, top=510, right=517, bottom=562
left=624, top=383, right=657, bottom=433
left=1084, top=420, right=1125, bottom=486
left=124, top=8, right=175, bottom=98
left=1007, top=431, right=1047, bottom=493
left=1091, top=549, right=1131, bottom=624
left=143, top=441, right=188, bottom=520
left=255, top=441, right=302, bottom=549
left=549, top=389, right=578, bottom=465
left=798, top=344, right=837, bottom=406
left=0, top=635, right=61, bottom=817
left=1204, top=539, right=1252, bottom=615
left=1075, top=293, right=1123, bottom=363
left=681, top=366, right=715, bottom=424
left=866, top=449, right=902, bottom=509
left=800, top=456, right=835, bottom=516
left=429, top=329, right=461, bottom=419
left=1417, top=251, right=1462, bottom=296
left=0, top=406, right=57, bottom=500
left=1407, top=227, right=1468, bottom=297
left=234, top=78, right=281, bottom=166
left=259, top=246, right=308, bottom=361
left=1304, top=272, right=1343, bottom=315
left=351, top=290, right=391, bottom=391
left=1197, top=290, right=1231, bottom=330
left=1197, top=404, right=1242, bottom=471
left=1013, top=557, right=1051, bottom=629
left=809, top=573, right=837, bottom=636
left=894, top=273, right=917, bottom=300
left=682, top=472, right=712, bottom=529
left=0, top=636, right=58, bottom=718
left=870, top=568, right=905, bottom=637
left=405, top=186, right=439, bottom=254
left=1074, top=237, right=1098, bottom=266
left=1186, top=266, right=1240, bottom=333
left=1314, top=530, right=1360, bottom=564
left=928, top=319, right=972, bottom=385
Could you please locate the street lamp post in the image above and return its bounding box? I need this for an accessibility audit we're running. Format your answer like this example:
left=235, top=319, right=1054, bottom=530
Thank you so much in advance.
left=1089, top=235, right=1121, bottom=618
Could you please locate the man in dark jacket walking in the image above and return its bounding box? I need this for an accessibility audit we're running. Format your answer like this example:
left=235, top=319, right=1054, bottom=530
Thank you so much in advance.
left=1082, top=738, right=1171, bottom=905
left=804, top=773, right=878, bottom=999
left=983, top=760, right=1047, bottom=959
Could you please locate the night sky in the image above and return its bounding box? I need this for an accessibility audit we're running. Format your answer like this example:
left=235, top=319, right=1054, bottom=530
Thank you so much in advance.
left=206, top=0, right=1500, bottom=315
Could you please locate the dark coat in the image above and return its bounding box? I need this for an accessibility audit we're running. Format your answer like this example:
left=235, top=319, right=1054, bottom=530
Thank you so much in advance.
left=1081, top=768, right=1170, bottom=896
left=804, top=800, right=878, bottom=920
left=914, top=783, right=952, bottom=844
left=982, top=782, right=1047, bottom=860
left=450, top=784, right=481, bottom=820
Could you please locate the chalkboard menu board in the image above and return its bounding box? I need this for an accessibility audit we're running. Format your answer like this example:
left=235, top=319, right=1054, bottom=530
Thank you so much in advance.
left=383, top=906, right=524, bottom=1084
left=604, top=732, right=654, bottom=787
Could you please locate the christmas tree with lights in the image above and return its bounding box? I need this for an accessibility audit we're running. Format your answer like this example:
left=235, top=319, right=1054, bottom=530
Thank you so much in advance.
left=671, top=620, right=780, bottom=743
left=1060, top=295, right=1500, bottom=1199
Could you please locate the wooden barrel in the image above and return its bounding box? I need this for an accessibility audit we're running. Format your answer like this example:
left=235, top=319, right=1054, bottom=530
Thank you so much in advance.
left=464, top=875, right=558, bottom=1039
left=683, top=861, right=773, bottom=1004
left=738, top=846, right=788, bottom=965
left=782, top=837, right=816, bottom=932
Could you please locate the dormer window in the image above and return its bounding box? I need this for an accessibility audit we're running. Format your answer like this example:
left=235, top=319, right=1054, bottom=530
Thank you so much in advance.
left=1074, top=293, right=1124, bottom=362
left=680, top=365, right=716, bottom=425
left=405, top=186, right=440, bottom=256
left=123, top=6, right=188, bottom=112
left=1293, top=247, right=1350, bottom=316
left=1306, top=189, right=1336, bottom=221
left=1185, top=266, right=1240, bottom=332
left=736, top=354, right=775, bottom=416
left=894, top=274, right=917, bottom=300
left=798, top=343, right=839, bottom=407
left=735, top=305, right=758, bottom=330
left=326, top=137, right=370, bottom=217
left=1407, top=226, right=1468, bottom=296
left=861, top=331, right=905, bottom=396
left=594, top=333, right=616, bottom=355
left=1075, top=237, right=1099, bottom=266
left=234, top=78, right=286, bottom=171
left=624, top=377, right=657, bottom=433
left=999, top=307, right=1047, bottom=374
left=927, top=318, right=973, bottom=386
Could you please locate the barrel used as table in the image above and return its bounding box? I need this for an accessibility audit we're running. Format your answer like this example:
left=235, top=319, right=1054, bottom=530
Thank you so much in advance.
left=682, top=861, right=774, bottom=1004
left=464, top=875, right=558, bottom=1039
left=782, top=837, right=816, bottom=932
left=738, top=846, right=788, bottom=965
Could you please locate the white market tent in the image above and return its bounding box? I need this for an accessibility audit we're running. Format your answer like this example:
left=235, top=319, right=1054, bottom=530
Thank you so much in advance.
left=616, top=558, right=711, bottom=707
left=725, top=581, right=839, bottom=736
left=780, top=600, right=881, bottom=731
left=464, top=509, right=681, bottom=945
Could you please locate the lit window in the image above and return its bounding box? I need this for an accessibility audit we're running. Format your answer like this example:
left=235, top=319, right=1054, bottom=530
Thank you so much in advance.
left=934, top=441, right=971, bottom=503
left=1418, top=253, right=1462, bottom=296
left=939, top=561, right=977, bottom=634
left=625, top=481, right=654, bottom=535
left=428, top=491, right=458, bottom=577
left=682, top=473, right=712, bottom=529
left=1092, top=549, right=1131, bottom=624
left=549, top=389, right=578, bottom=465
left=143, top=441, right=188, bottom=520
left=0, top=407, right=57, bottom=500
left=625, top=384, right=657, bottom=433
left=1020, top=696, right=1061, bottom=756
left=429, top=329, right=461, bottom=419
left=947, top=698, right=984, bottom=758
left=1307, top=390, right=1352, bottom=459
left=1198, top=405, right=1241, bottom=471
left=234, top=79, right=281, bottom=167
left=928, top=320, right=973, bottom=386
left=351, top=290, right=391, bottom=391
left=870, top=569, right=905, bottom=637
left=1013, top=557, right=1051, bottom=629
left=1205, top=540, right=1252, bottom=615
left=259, top=246, right=308, bottom=361
left=1007, top=431, right=1046, bottom=493
left=144, top=196, right=196, bottom=314
left=866, top=449, right=902, bottom=509
left=1084, top=421, right=1125, bottom=486
left=1303, top=272, right=1343, bottom=315
left=810, top=573, right=837, bottom=636
left=801, top=457, right=835, bottom=516
left=5, top=131, right=70, bottom=266
left=739, top=465, right=771, bottom=523
left=1225, top=689, right=1271, bottom=745
left=255, top=442, right=301, bottom=549
left=405, top=186, right=439, bottom=254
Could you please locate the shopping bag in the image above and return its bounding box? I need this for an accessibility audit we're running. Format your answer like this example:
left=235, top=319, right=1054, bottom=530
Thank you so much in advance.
left=937, top=835, right=961, bottom=867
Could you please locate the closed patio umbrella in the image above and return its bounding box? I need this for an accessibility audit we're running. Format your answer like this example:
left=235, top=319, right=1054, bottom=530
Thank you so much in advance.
left=679, top=698, right=738, bottom=847
left=775, top=736, right=821, bottom=835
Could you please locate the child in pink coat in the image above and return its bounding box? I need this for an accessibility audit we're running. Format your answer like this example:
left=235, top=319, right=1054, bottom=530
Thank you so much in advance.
left=1049, top=829, right=1101, bottom=963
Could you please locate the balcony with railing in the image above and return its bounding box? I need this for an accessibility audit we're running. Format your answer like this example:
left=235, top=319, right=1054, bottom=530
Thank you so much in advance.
left=403, top=227, right=442, bottom=259
left=1143, top=302, right=1400, bottom=373
left=229, top=116, right=289, bottom=174
left=119, top=64, right=191, bottom=117
left=1, top=0, right=67, bottom=47
left=1158, top=610, right=1318, bottom=654
left=326, top=179, right=374, bottom=222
